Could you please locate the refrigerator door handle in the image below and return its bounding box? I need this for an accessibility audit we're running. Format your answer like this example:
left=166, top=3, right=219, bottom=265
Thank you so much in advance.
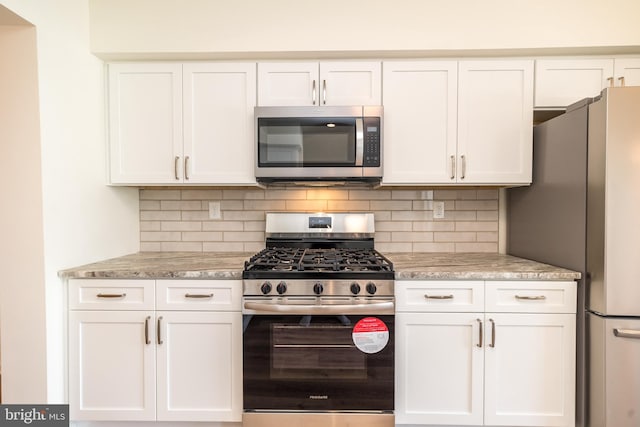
left=613, top=328, right=640, bottom=339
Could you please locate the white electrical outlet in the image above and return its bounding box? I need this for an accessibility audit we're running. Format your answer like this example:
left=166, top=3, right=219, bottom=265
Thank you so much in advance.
left=433, top=201, right=445, bottom=219
left=208, top=201, right=221, bottom=219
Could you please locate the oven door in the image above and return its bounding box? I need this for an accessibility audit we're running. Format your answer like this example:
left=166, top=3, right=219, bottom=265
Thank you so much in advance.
left=242, top=297, right=394, bottom=412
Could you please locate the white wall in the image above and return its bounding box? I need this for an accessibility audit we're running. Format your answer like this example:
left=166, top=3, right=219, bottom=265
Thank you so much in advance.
left=0, top=0, right=139, bottom=403
left=89, top=0, right=640, bottom=58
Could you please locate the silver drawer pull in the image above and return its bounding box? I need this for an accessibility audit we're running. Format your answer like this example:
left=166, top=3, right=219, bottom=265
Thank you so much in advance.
left=515, top=295, right=546, bottom=301
left=97, top=293, right=127, bottom=298
left=425, top=294, right=454, bottom=300
left=613, top=328, right=640, bottom=339
left=185, top=293, right=214, bottom=299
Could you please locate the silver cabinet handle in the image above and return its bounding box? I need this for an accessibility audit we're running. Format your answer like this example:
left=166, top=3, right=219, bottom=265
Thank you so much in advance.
left=613, top=328, right=640, bottom=339
left=424, top=294, right=454, bottom=300
left=174, top=156, right=180, bottom=180
left=477, top=318, right=483, bottom=348
left=607, top=77, right=614, bottom=87
left=312, top=79, right=317, bottom=105
left=322, top=79, right=327, bottom=105
left=450, top=155, right=456, bottom=180
left=460, top=155, right=466, bottom=179
left=184, top=156, right=190, bottom=180
left=618, top=76, right=626, bottom=87
left=355, top=118, right=364, bottom=166
left=97, top=293, right=126, bottom=298
left=489, top=318, right=496, bottom=348
left=157, top=316, right=163, bottom=345
left=144, top=316, right=151, bottom=345
left=185, top=293, right=214, bottom=299
left=515, top=295, right=547, bottom=300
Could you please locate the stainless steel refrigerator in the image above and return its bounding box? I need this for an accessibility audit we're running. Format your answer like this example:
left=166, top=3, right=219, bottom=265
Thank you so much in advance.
left=508, top=86, right=640, bottom=427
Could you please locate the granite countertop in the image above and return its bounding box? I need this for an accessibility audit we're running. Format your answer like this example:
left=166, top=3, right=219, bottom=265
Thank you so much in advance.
left=59, top=251, right=581, bottom=281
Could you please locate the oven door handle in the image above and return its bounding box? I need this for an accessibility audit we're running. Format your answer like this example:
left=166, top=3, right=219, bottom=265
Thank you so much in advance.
left=243, top=301, right=394, bottom=315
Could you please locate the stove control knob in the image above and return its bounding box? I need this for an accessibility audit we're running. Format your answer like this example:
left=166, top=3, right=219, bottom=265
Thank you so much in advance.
left=276, top=281, right=287, bottom=295
left=260, top=282, right=272, bottom=295
left=350, top=283, right=361, bottom=295
left=366, top=282, right=377, bottom=295
left=313, top=282, right=324, bottom=295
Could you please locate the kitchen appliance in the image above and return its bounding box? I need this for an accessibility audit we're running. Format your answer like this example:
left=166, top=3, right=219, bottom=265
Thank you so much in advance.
left=254, top=106, right=383, bottom=183
left=508, top=87, right=640, bottom=427
left=242, top=212, right=395, bottom=427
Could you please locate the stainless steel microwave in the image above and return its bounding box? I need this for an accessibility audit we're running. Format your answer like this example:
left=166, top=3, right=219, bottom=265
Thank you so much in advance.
left=255, top=106, right=383, bottom=183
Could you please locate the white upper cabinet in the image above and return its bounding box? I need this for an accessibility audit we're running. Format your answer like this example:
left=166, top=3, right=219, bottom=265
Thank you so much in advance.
left=457, top=60, right=533, bottom=185
left=109, top=63, right=183, bottom=184
left=535, top=57, right=640, bottom=108
left=108, top=62, right=257, bottom=185
left=382, top=61, right=458, bottom=184
left=257, top=61, right=381, bottom=106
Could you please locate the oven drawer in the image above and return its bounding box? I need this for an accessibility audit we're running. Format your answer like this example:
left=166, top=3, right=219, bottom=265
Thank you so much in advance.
left=485, top=281, right=577, bottom=313
left=69, top=279, right=155, bottom=310
left=395, top=281, right=484, bottom=312
left=156, top=280, right=241, bottom=311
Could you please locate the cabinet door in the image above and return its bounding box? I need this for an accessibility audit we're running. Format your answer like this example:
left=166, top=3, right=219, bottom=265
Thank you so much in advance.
left=484, top=313, right=576, bottom=427
left=108, top=63, right=183, bottom=184
left=320, top=61, right=381, bottom=106
left=614, top=58, right=640, bottom=87
left=183, top=63, right=257, bottom=184
left=396, top=312, right=484, bottom=425
left=156, top=311, right=242, bottom=422
left=457, top=60, right=533, bottom=185
left=68, top=311, right=156, bottom=421
left=534, top=59, right=614, bottom=108
left=382, top=61, right=458, bottom=184
left=257, top=62, right=318, bottom=106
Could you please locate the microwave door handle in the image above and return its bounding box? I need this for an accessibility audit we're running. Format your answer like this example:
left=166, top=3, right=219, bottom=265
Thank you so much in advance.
left=355, top=117, right=364, bottom=166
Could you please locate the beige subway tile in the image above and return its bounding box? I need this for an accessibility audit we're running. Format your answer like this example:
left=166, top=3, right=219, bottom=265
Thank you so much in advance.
left=161, top=200, right=202, bottom=211
left=455, top=242, right=498, bottom=253
left=181, top=189, right=223, bottom=200
left=141, top=231, right=182, bottom=242
left=203, top=242, right=245, bottom=252
left=224, top=231, right=265, bottom=242
left=375, top=221, right=412, bottom=232
left=244, top=242, right=267, bottom=252
left=412, top=200, right=434, bottom=210
left=327, top=200, right=370, bottom=211
left=202, top=221, right=244, bottom=231
left=244, top=221, right=267, bottom=231
left=392, top=190, right=433, bottom=200
left=455, top=200, right=498, bottom=211
left=285, top=200, right=328, bottom=211
left=265, top=189, right=307, bottom=200
left=476, top=189, right=499, bottom=200
left=374, top=242, right=412, bottom=252
left=161, top=221, right=202, bottom=232
left=374, top=232, right=391, bottom=242
left=477, top=232, right=499, bottom=242
left=220, top=200, right=244, bottom=210
left=455, top=221, right=499, bottom=232
left=477, top=210, right=499, bottom=221
left=433, top=190, right=459, bottom=200
left=140, top=189, right=181, bottom=200
left=140, top=221, right=161, bottom=231
left=371, top=200, right=412, bottom=211
left=349, top=190, right=391, bottom=200
left=161, top=241, right=203, bottom=252
left=373, top=211, right=392, bottom=221
left=456, top=189, right=478, bottom=200
left=306, top=189, right=349, bottom=200
left=244, top=200, right=287, bottom=211
left=413, top=222, right=455, bottom=232
left=223, top=211, right=265, bottom=221
left=451, top=211, right=477, bottom=221
left=413, top=242, right=456, bottom=253
left=181, top=211, right=210, bottom=221
left=140, top=242, right=162, bottom=251
left=392, top=232, right=434, bottom=242
left=181, top=231, right=223, bottom=241
left=141, top=211, right=181, bottom=221
left=443, top=200, right=455, bottom=210
left=223, top=189, right=266, bottom=200
left=434, top=232, right=477, bottom=242
left=140, top=200, right=161, bottom=210
left=392, top=211, right=433, bottom=221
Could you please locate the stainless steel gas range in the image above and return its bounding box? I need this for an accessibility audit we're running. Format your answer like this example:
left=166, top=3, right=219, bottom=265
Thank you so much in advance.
left=242, top=212, right=395, bottom=427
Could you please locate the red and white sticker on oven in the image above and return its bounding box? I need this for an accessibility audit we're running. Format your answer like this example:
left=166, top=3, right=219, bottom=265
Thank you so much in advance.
left=352, top=317, right=389, bottom=354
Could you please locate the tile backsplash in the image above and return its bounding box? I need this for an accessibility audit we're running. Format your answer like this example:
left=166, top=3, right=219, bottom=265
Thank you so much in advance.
left=139, top=187, right=499, bottom=253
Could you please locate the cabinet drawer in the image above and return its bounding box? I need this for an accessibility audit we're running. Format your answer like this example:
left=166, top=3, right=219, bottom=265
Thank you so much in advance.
left=396, top=281, right=484, bottom=312
left=485, top=281, right=577, bottom=313
left=156, top=280, right=241, bottom=311
left=69, top=279, right=155, bottom=310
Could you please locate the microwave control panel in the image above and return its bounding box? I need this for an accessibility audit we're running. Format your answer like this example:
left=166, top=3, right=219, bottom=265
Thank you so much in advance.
left=363, top=117, right=381, bottom=167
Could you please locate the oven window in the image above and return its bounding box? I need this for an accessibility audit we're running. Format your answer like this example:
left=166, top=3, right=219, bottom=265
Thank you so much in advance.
left=271, top=321, right=366, bottom=380
left=258, top=117, right=356, bottom=167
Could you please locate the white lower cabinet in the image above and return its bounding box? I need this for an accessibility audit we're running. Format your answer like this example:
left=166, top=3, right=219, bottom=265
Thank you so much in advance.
left=68, top=279, right=242, bottom=422
left=396, top=280, right=577, bottom=427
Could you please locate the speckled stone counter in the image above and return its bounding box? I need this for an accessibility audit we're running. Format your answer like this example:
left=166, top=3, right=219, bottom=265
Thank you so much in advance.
left=387, top=253, right=581, bottom=281
left=59, top=251, right=580, bottom=281
left=58, top=252, right=253, bottom=279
